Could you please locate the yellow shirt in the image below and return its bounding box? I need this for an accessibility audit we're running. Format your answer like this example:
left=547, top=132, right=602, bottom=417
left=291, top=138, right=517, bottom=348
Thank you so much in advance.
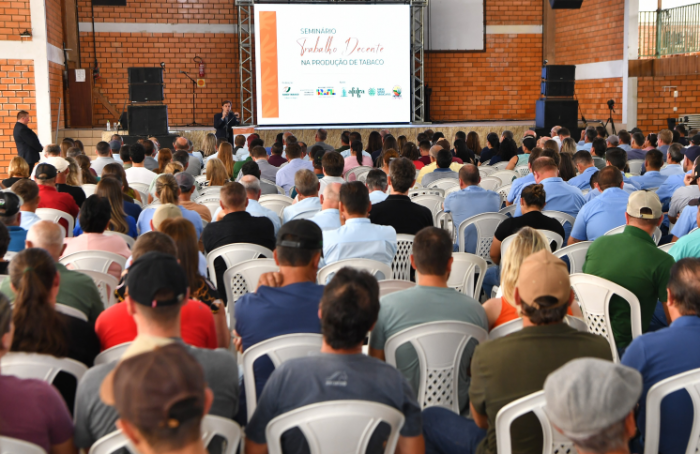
left=416, top=161, right=463, bottom=184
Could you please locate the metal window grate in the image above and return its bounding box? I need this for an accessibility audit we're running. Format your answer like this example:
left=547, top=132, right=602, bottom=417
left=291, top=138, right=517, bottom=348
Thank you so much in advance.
left=639, top=3, right=700, bottom=58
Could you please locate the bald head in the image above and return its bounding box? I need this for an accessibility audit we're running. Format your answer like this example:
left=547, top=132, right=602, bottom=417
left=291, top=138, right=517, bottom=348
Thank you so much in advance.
left=321, top=182, right=342, bottom=210
left=174, top=137, right=189, bottom=150
left=459, top=164, right=480, bottom=187
left=240, top=174, right=262, bottom=201
left=26, top=221, right=64, bottom=260
left=429, top=145, right=443, bottom=160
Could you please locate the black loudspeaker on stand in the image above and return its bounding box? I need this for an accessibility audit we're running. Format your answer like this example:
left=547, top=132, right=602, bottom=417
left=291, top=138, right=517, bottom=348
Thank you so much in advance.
left=537, top=64, right=578, bottom=135
left=127, top=105, right=169, bottom=136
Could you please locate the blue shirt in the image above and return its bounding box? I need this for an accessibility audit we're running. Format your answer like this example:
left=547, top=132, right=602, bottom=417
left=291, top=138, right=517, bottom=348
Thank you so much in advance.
left=656, top=173, right=687, bottom=204
left=282, top=197, right=321, bottom=223
left=19, top=211, right=41, bottom=231
left=660, top=163, right=684, bottom=177
left=73, top=215, right=138, bottom=238
left=275, top=158, right=315, bottom=195
left=322, top=218, right=397, bottom=270
left=629, top=170, right=668, bottom=190
left=575, top=142, right=592, bottom=151
left=309, top=208, right=340, bottom=231
left=585, top=188, right=601, bottom=202
left=626, top=148, right=647, bottom=161
left=622, top=316, right=700, bottom=454
left=7, top=226, right=26, bottom=252
left=246, top=199, right=281, bottom=234
left=570, top=188, right=629, bottom=241
left=507, top=173, right=535, bottom=204
left=515, top=177, right=585, bottom=240
left=369, top=190, right=389, bottom=205
left=124, top=201, right=142, bottom=221
left=137, top=205, right=203, bottom=238
left=622, top=173, right=641, bottom=190
left=567, top=166, right=598, bottom=190
left=671, top=205, right=698, bottom=238
left=444, top=186, right=500, bottom=251
left=619, top=144, right=633, bottom=153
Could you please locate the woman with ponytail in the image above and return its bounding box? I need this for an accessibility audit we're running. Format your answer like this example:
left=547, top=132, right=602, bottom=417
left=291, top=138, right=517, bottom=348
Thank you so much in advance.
left=136, top=174, right=203, bottom=237
left=343, top=140, right=372, bottom=176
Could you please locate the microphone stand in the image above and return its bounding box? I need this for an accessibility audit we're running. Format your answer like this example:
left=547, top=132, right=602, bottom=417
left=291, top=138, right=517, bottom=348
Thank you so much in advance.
left=180, top=71, right=201, bottom=126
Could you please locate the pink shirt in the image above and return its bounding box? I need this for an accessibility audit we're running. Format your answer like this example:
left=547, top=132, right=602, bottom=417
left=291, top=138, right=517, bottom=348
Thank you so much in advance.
left=343, top=155, right=374, bottom=177
left=62, top=233, right=131, bottom=279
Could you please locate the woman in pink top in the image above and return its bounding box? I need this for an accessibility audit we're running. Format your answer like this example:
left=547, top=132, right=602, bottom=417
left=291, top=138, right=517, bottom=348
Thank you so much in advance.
left=343, top=140, right=373, bottom=178
left=62, top=195, right=131, bottom=279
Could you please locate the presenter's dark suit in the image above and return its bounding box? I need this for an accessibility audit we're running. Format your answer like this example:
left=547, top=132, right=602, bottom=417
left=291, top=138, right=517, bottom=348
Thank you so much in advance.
left=13, top=122, right=42, bottom=171
left=214, top=112, right=239, bottom=144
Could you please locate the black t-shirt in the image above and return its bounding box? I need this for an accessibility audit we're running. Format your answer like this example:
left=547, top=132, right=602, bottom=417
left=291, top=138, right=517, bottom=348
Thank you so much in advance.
left=57, top=183, right=86, bottom=208
left=0, top=261, right=9, bottom=275
left=494, top=210, right=566, bottom=250
left=2, top=177, right=24, bottom=188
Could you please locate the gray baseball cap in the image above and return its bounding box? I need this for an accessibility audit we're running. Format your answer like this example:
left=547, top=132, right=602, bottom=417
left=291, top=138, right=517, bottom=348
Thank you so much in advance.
left=543, top=358, right=642, bottom=439
left=174, top=172, right=195, bottom=192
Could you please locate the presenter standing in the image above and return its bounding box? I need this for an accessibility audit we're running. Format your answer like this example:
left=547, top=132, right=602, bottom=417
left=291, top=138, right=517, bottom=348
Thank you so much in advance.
left=13, top=111, right=42, bottom=173
left=214, top=100, right=240, bottom=144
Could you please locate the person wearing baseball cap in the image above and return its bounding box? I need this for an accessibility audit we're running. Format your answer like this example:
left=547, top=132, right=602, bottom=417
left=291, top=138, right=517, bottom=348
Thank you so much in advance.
left=0, top=191, right=26, bottom=252
left=46, top=156, right=86, bottom=208
left=583, top=190, right=675, bottom=353
left=423, top=249, right=612, bottom=454
left=150, top=203, right=182, bottom=232
left=683, top=133, right=700, bottom=163
left=33, top=162, right=79, bottom=224
left=543, top=358, right=641, bottom=454
left=175, top=172, right=211, bottom=223
left=72, top=251, right=239, bottom=450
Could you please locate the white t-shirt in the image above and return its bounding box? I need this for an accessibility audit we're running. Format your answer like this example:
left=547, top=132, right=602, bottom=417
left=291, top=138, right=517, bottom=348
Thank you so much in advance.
left=124, top=166, right=157, bottom=186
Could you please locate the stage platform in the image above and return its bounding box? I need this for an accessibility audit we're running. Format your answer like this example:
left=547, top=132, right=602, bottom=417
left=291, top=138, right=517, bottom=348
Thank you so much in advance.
left=58, top=121, right=536, bottom=157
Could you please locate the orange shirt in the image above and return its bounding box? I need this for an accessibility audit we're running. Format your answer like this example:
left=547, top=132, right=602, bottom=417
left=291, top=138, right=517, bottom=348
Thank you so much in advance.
left=493, top=296, right=574, bottom=329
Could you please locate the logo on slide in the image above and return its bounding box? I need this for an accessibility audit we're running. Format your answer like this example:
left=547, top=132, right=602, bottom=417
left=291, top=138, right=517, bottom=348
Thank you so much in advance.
left=368, top=88, right=376, bottom=96
left=317, top=88, right=336, bottom=96
left=349, top=87, right=365, bottom=98
left=283, top=86, right=291, bottom=93
left=392, top=86, right=402, bottom=99
left=341, top=88, right=348, bottom=97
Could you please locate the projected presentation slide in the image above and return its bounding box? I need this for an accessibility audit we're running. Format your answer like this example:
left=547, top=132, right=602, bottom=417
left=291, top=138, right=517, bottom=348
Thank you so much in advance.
left=253, top=4, right=411, bottom=125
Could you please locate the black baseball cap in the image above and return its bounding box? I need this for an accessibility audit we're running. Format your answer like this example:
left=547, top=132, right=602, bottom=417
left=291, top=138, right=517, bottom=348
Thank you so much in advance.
left=691, top=134, right=700, bottom=145
left=0, top=192, right=21, bottom=217
left=277, top=219, right=323, bottom=251
left=126, top=251, right=188, bottom=307
left=35, top=163, right=57, bottom=180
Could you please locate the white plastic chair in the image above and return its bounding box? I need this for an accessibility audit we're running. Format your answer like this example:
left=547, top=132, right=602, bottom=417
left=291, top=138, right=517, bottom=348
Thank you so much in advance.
left=408, top=188, right=445, bottom=198
left=497, top=184, right=511, bottom=207
left=514, top=165, right=530, bottom=177
left=344, top=166, right=373, bottom=182
left=604, top=224, right=662, bottom=245
left=496, top=390, right=576, bottom=454
left=266, top=400, right=405, bottom=454
left=499, top=204, right=516, bottom=217
left=93, top=342, right=132, bottom=366
left=194, top=174, right=208, bottom=189
left=411, top=194, right=445, bottom=225
left=259, top=194, right=293, bottom=218
left=55, top=303, right=88, bottom=321
left=129, top=182, right=150, bottom=204
left=643, top=367, right=700, bottom=454
left=222, top=259, right=279, bottom=327
left=1, top=352, right=87, bottom=383
left=392, top=234, right=414, bottom=281
left=490, top=170, right=519, bottom=186
left=200, top=201, right=220, bottom=218
left=628, top=159, right=645, bottom=175
left=206, top=243, right=274, bottom=288
left=447, top=253, right=487, bottom=299
left=542, top=210, right=576, bottom=229
left=379, top=279, right=416, bottom=298
left=199, top=186, right=221, bottom=197
left=570, top=273, right=643, bottom=362
left=35, top=208, right=74, bottom=237
left=317, top=258, right=393, bottom=284
left=82, top=184, right=97, bottom=197
left=59, top=251, right=127, bottom=275
left=444, top=185, right=461, bottom=197
left=478, top=166, right=496, bottom=177
left=553, top=241, right=593, bottom=274
left=3, top=251, right=16, bottom=261
left=489, top=316, right=588, bottom=340
left=658, top=242, right=674, bottom=253
left=479, top=176, right=502, bottom=191
left=427, top=178, right=460, bottom=191
left=75, top=270, right=118, bottom=309
left=435, top=210, right=455, bottom=241
left=102, top=231, right=135, bottom=248
left=0, top=437, right=45, bottom=454
left=457, top=213, right=508, bottom=260
left=491, top=161, right=509, bottom=171
left=385, top=321, right=488, bottom=412
left=242, top=333, right=323, bottom=420
left=193, top=195, right=220, bottom=204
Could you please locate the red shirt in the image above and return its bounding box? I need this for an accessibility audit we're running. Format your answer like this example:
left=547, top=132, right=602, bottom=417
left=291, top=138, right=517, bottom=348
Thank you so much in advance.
left=95, top=299, right=218, bottom=350
left=37, top=185, right=80, bottom=232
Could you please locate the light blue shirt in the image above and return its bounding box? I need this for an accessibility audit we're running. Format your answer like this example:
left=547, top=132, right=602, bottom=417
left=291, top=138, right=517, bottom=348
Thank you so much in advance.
left=567, top=166, right=598, bottom=190
left=619, top=144, right=633, bottom=152
left=570, top=187, right=629, bottom=241
left=282, top=197, right=321, bottom=223
left=515, top=177, right=585, bottom=240
left=322, top=218, right=397, bottom=270
left=369, top=190, right=389, bottom=205
left=671, top=205, right=697, bottom=239
left=275, top=158, right=315, bottom=195
left=622, top=173, right=641, bottom=189
left=340, top=149, right=372, bottom=159
left=246, top=199, right=281, bottom=234
left=309, top=208, right=341, bottom=231
left=576, top=142, right=592, bottom=152
left=585, top=188, right=601, bottom=202
left=137, top=205, right=203, bottom=238
left=191, top=151, right=204, bottom=166
left=656, top=173, right=687, bottom=204
left=19, top=211, right=41, bottom=231
left=507, top=173, right=535, bottom=204
left=669, top=227, right=700, bottom=261
left=629, top=171, right=668, bottom=190
left=444, top=186, right=500, bottom=251
left=660, top=164, right=684, bottom=177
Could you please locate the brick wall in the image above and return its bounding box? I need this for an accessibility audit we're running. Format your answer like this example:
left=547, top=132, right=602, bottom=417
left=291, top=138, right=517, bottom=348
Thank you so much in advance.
left=575, top=78, right=623, bottom=124
left=637, top=75, right=700, bottom=132
left=46, top=0, right=64, bottom=48
left=0, top=60, right=36, bottom=171
left=49, top=61, right=65, bottom=136
left=486, top=0, right=542, bottom=25
left=76, top=0, right=235, bottom=24
left=0, top=1, right=32, bottom=41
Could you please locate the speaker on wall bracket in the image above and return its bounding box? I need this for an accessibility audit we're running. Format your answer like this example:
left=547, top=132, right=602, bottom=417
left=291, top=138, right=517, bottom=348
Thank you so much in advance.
left=550, top=0, right=584, bottom=9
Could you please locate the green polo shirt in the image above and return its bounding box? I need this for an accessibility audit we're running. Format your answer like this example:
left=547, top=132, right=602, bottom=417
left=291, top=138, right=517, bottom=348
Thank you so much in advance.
left=583, top=225, right=675, bottom=348
left=0, top=262, right=103, bottom=323
left=469, top=323, right=612, bottom=454
left=233, top=156, right=252, bottom=179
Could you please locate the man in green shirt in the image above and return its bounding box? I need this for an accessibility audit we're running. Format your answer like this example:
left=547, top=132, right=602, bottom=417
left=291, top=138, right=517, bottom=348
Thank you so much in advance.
left=583, top=190, right=674, bottom=351
left=422, top=250, right=612, bottom=454
left=0, top=221, right=103, bottom=323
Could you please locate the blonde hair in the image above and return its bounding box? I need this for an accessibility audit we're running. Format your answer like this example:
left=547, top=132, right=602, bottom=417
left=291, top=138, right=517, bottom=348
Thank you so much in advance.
left=217, top=142, right=235, bottom=177
left=202, top=133, right=218, bottom=157
left=65, top=157, right=82, bottom=186
left=164, top=161, right=184, bottom=175
left=560, top=137, right=577, bottom=155
left=155, top=174, right=180, bottom=204
left=7, top=156, right=30, bottom=178
left=500, top=227, right=550, bottom=307
left=206, top=158, right=229, bottom=186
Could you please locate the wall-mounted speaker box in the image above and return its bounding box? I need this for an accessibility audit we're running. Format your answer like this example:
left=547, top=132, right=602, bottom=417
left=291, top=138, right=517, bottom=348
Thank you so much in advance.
left=127, top=105, right=168, bottom=136
left=541, top=65, right=576, bottom=81
left=549, top=0, right=584, bottom=9
left=536, top=99, right=579, bottom=133
left=127, top=67, right=163, bottom=84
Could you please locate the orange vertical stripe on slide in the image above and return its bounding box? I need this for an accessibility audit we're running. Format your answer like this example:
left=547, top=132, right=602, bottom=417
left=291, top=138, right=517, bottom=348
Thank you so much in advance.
left=259, top=11, right=280, bottom=118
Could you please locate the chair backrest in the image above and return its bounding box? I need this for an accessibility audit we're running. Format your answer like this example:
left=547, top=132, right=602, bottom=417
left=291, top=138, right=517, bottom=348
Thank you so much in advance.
left=102, top=231, right=135, bottom=249
left=569, top=273, right=643, bottom=362
left=514, top=165, right=530, bottom=177
left=491, top=161, right=509, bottom=171
left=540, top=230, right=563, bottom=251
left=261, top=178, right=285, bottom=194
left=385, top=321, right=488, bottom=412
left=199, top=186, right=222, bottom=197
left=35, top=208, right=74, bottom=237
left=317, top=258, right=393, bottom=284
left=490, top=170, right=519, bottom=186
left=644, top=367, right=700, bottom=454
left=194, top=195, right=220, bottom=204
left=200, top=201, right=220, bottom=218
left=457, top=213, right=508, bottom=259
left=444, top=185, right=461, bottom=197
left=478, top=166, right=496, bottom=176
left=223, top=259, right=279, bottom=327
left=447, top=253, right=487, bottom=299
left=76, top=270, right=119, bottom=309
left=553, top=241, right=593, bottom=274
left=378, top=279, right=417, bottom=298
left=1, top=352, right=87, bottom=383
left=3, top=251, right=16, bottom=261
left=129, top=182, right=150, bottom=204
left=259, top=194, right=293, bottom=217
left=426, top=178, right=460, bottom=191
left=59, top=251, right=127, bottom=275
left=435, top=210, right=455, bottom=241
left=194, top=174, right=208, bottom=188
left=343, top=166, right=373, bottom=182
left=206, top=243, right=274, bottom=288
left=408, top=188, right=445, bottom=198
left=242, top=333, right=323, bottom=420
left=496, top=390, right=577, bottom=454
left=489, top=315, right=588, bottom=341
left=289, top=208, right=321, bottom=221
left=82, top=184, right=98, bottom=197
left=499, top=204, right=516, bottom=217
left=411, top=194, right=445, bottom=224
left=497, top=184, right=511, bottom=206
left=658, top=242, right=674, bottom=253
left=628, top=159, right=645, bottom=175
left=0, top=437, right=45, bottom=454
left=55, top=303, right=88, bottom=321
left=541, top=210, right=576, bottom=229
left=604, top=224, right=662, bottom=245
left=266, top=400, right=405, bottom=454
left=478, top=176, right=502, bottom=191
left=94, top=342, right=132, bottom=366
left=392, top=234, right=414, bottom=280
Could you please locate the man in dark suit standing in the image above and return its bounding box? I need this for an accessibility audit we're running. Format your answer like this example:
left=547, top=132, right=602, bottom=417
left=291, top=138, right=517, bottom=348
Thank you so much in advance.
left=213, top=100, right=240, bottom=144
left=13, top=111, right=42, bottom=172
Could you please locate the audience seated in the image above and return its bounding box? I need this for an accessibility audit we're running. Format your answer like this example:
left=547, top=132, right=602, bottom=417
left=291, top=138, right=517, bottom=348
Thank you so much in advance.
left=662, top=142, right=686, bottom=176
left=422, top=149, right=459, bottom=186
left=90, top=141, right=120, bottom=175
left=174, top=137, right=202, bottom=178
left=369, top=227, right=487, bottom=415
left=583, top=191, right=674, bottom=354
left=591, top=137, right=608, bottom=169
left=0, top=192, right=26, bottom=252
left=630, top=149, right=667, bottom=189
left=657, top=149, right=694, bottom=206
left=175, top=172, right=212, bottom=223
left=324, top=181, right=397, bottom=269
left=10, top=179, right=40, bottom=231
left=369, top=158, right=433, bottom=234
left=137, top=174, right=203, bottom=237
left=250, top=145, right=279, bottom=182
left=74, top=251, right=238, bottom=450
left=140, top=138, right=159, bottom=171
left=605, top=147, right=641, bottom=193
left=576, top=127, right=597, bottom=152
left=100, top=163, right=144, bottom=216
left=245, top=267, right=424, bottom=454
left=3, top=155, right=30, bottom=188
left=267, top=141, right=287, bottom=167
left=618, top=130, right=633, bottom=152
left=124, top=141, right=157, bottom=186
left=234, top=175, right=281, bottom=233
left=505, top=136, right=534, bottom=170
left=275, top=143, right=314, bottom=195
left=74, top=176, right=138, bottom=238
left=669, top=206, right=700, bottom=260
left=34, top=162, right=79, bottom=227
left=567, top=150, right=597, bottom=190
left=205, top=157, right=230, bottom=187
left=365, top=169, right=389, bottom=205
left=668, top=163, right=700, bottom=225
left=309, top=182, right=342, bottom=231
left=422, top=250, right=612, bottom=454
left=0, top=224, right=9, bottom=274
left=240, top=160, right=277, bottom=194
left=319, top=151, right=346, bottom=193
left=47, top=156, right=85, bottom=208
left=505, top=147, right=542, bottom=206
left=344, top=140, right=373, bottom=174
left=416, top=144, right=463, bottom=184
left=282, top=169, right=322, bottom=222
